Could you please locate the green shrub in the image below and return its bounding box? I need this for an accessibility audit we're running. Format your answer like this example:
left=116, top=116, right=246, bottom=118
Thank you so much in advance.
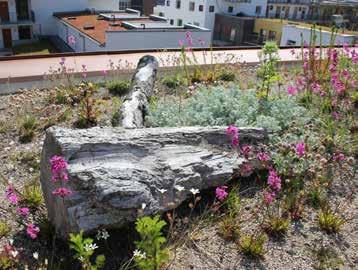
left=106, top=80, right=130, bottom=96
left=147, top=87, right=309, bottom=134
left=162, top=76, right=182, bottom=89
left=239, top=233, right=267, bottom=257
left=21, top=183, right=44, bottom=209
left=0, top=221, right=10, bottom=238
left=314, top=246, right=344, bottom=270
left=18, top=114, right=37, bottom=143
left=218, top=70, right=236, bottom=82
left=134, top=215, right=169, bottom=270
left=0, top=119, right=10, bottom=134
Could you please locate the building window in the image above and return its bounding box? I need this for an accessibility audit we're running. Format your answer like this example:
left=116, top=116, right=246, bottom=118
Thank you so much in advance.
left=170, top=19, right=174, bottom=25
left=269, top=5, right=273, bottom=11
left=209, top=6, right=215, bottom=12
left=166, top=0, right=170, bottom=6
left=18, top=25, right=31, bottom=39
left=199, top=5, right=204, bottom=12
left=159, top=12, right=165, bottom=17
left=176, top=0, right=181, bottom=9
left=268, top=30, right=276, bottom=40
left=255, top=6, right=261, bottom=15
left=228, top=6, right=233, bottom=13
left=177, top=19, right=183, bottom=26
left=119, top=1, right=130, bottom=10
left=16, top=0, right=30, bottom=20
left=189, top=2, right=195, bottom=11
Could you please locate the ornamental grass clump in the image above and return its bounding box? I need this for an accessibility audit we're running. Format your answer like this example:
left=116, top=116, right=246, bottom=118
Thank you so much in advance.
left=18, top=114, right=38, bottom=143
left=239, top=233, right=267, bottom=258
left=318, top=206, right=346, bottom=234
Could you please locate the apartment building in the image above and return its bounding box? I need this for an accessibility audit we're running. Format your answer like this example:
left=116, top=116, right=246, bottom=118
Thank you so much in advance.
left=154, top=0, right=267, bottom=30
left=0, top=0, right=36, bottom=49
left=0, top=0, right=154, bottom=49
left=55, top=9, right=210, bottom=52
left=266, top=0, right=312, bottom=20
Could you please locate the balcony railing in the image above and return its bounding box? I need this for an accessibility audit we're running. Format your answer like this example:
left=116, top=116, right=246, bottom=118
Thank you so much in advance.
left=268, top=0, right=311, bottom=4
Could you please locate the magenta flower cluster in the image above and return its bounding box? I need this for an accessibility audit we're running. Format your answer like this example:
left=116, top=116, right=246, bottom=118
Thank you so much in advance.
left=215, top=186, right=228, bottom=202
left=263, top=169, right=282, bottom=205
left=5, top=186, right=39, bottom=239
left=295, top=142, right=305, bottom=158
left=257, top=152, right=270, bottom=162
left=50, top=155, right=72, bottom=198
left=226, top=125, right=239, bottom=148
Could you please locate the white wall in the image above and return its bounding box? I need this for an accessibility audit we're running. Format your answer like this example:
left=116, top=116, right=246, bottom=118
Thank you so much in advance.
left=31, top=0, right=89, bottom=35
left=105, top=29, right=212, bottom=50
left=154, top=0, right=267, bottom=31
left=280, top=25, right=357, bottom=46
left=88, top=0, right=131, bottom=11
left=56, top=18, right=104, bottom=52
left=267, top=4, right=309, bottom=20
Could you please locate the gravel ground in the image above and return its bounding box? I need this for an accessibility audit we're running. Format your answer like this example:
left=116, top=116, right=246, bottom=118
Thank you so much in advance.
left=0, top=65, right=356, bottom=270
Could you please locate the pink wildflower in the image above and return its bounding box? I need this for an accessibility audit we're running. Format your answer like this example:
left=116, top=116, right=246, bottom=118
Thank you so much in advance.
left=50, top=155, right=68, bottom=182
left=295, top=142, right=305, bottom=158
left=241, top=163, right=253, bottom=176
left=311, top=82, right=321, bottom=94
left=198, top=37, right=205, bottom=46
left=178, top=40, right=184, bottom=47
left=333, top=152, right=345, bottom=162
left=215, top=186, right=228, bottom=201
left=226, top=125, right=239, bottom=148
left=287, top=85, right=298, bottom=96
left=267, top=170, right=281, bottom=192
left=257, top=152, right=270, bottom=162
left=241, top=145, right=251, bottom=158
left=26, top=224, right=40, bottom=239
left=342, top=69, right=350, bottom=80
left=68, top=35, right=76, bottom=45
left=52, top=187, right=72, bottom=198
left=263, top=191, right=275, bottom=205
left=17, top=207, right=30, bottom=217
left=6, top=186, right=18, bottom=205
left=332, top=111, right=340, bottom=120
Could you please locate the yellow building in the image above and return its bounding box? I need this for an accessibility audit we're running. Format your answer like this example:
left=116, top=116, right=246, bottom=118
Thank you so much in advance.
left=253, top=18, right=358, bottom=45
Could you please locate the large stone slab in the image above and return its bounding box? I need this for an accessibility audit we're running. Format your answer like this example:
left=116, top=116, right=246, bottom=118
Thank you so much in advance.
left=40, top=126, right=267, bottom=236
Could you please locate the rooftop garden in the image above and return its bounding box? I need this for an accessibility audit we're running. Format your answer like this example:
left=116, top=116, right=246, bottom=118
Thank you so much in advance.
left=0, top=32, right=357, bottom=270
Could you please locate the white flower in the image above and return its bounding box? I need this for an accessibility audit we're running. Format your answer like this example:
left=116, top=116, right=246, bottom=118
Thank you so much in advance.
left=96, top=229, right=110, bottom=240
left=84, top=243, right=98, bottom=252
left=190, top=188, right=200, bottom=195
left=9, top=239, right=14, bottom=245
left=33, top=252, right=39, bottom=260
left=133, top=249, right=146, bottom=259
left=10, top=250, right=18, bottom=258
left=158, top=188, right=167, bottom=194
left=174, top=185, right=185, bottom=192
left=141, top=203, right=147, bottom=210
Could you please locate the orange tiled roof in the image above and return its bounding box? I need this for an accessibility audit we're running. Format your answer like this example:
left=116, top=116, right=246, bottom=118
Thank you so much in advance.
left=56, top=14, right=149, bottom=44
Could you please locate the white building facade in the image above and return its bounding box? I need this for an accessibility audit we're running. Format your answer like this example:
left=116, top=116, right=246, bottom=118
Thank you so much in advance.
left=267, top=0, right=311, bottom=20
left=154, top=0, right=267, bottom=30
left=280, top=24, right=357, bottom=46
left=0, top=0, right=132, bottom=49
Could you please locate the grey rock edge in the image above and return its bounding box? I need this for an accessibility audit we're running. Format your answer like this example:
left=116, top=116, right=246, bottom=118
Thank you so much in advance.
left=40, top=126, right=267, bottom=237
left=120, top=55, right=158, bottom=129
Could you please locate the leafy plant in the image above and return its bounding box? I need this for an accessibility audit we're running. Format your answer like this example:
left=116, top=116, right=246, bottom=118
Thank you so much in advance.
left=239, top=232, right=267, bottom=257
left=256, top=41, right=280, bottom=101
left=18, top=114, right=38, bottom=143
left=0, top=119, right=10, bottom=134
left=69, top=230, right=105, bottom=270
left=74, top=83, right=101, bottom=129
left=106, top=80, right=130, bottom=96
left=218, top=70, right=236, bottom=82
left=313, top=246, right=344, bottom=270
left=0, top=221, right=10, bottom=238
left=218, top=216, right=240, bottom=241
left=318, top=206, right=346, bottom=234
left=225, top=186, right=241, bottom=218
left=161, top=75, right=182, bottom=89
left=262, top=215, right=289, bottom=236
left=134, top=215, right=169, bottom=270
left=20, top=182, right=44, bottom=209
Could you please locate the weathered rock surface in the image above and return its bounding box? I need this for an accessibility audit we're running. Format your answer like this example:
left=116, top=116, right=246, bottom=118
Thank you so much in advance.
left=120, top=55, right=158, bottom=128
left=40, top=126, right=267, bottom=236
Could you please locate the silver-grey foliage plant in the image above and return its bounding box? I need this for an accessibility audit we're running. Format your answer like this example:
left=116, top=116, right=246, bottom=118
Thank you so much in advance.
left=147, top=86, right=310, bottom=134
